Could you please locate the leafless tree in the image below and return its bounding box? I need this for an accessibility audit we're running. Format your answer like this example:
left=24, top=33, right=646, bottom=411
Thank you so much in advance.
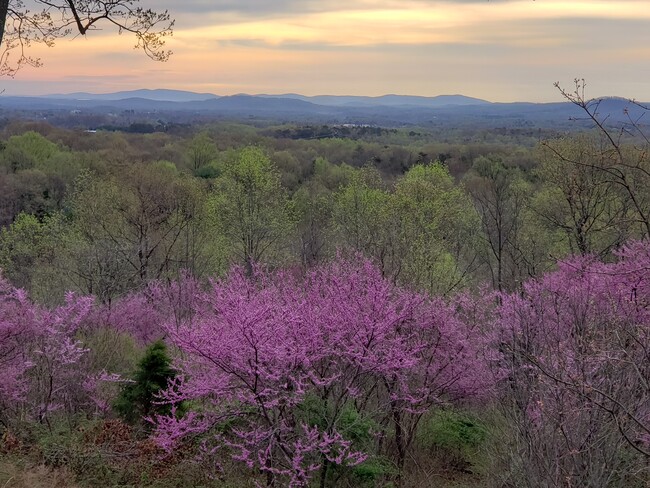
left=552, top=79, right=650, bottom=239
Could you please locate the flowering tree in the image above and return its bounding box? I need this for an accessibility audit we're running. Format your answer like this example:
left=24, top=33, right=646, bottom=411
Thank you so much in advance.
left=302, top=260, right=492, bottom=476
left=153, top=266, right=366, bottom=487
left=0, top=276, right=117, bottom=429
left=0, top=274, right=35, bottom=425
left=96, top=270, right=202, bottom=344
left=495, top=240, right=650, bottom=485
left=152, top=258, right=491, bottom=486
left=26, top=292, right=95, bottom=426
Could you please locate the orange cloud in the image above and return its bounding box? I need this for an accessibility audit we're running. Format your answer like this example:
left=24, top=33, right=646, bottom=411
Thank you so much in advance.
left=174, top=1, right=650, bottom=47
left=3, top=0, right=650, bottom=101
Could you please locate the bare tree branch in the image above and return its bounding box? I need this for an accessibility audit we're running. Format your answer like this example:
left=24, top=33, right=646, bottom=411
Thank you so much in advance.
left=0, top=0, right=173, bottom=75
left=553, top=79, right=650, bottom=237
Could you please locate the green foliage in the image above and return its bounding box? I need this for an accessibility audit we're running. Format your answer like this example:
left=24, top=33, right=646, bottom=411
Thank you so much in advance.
left=0, top=213, right=48, bottom=289
left=187, top=132, right=217, bottom=171
left=333, top=168, right=390, bottom=256
left=35, top=420, right=112, bottom=478
left=329, top=162, right=481, bottom=294
left=27, top=417, right=228, bottom=488
left=1, top=131, right=60, bottom=171
left=114, top=341, right=178, bottom=425
left=534, top=135, right=636, bottom=257
left=350, top=457, right=396, bottom=486
left=194, top=163, right=221, bottom=179
left=421, top=410, right=488, bottom=474
left=55, top=166, right=211, bottom=302
left=392, top=162, right=480, bottom=294
left=312, top=157, right=356, bottom=190
left=337, top=407, right=395, bottom=486
left=337, top=403, right=378, bottom=447
left=296, top=395, right=378, bottom=444
left=84, top=328, right=141, bottom=377
left=427, top=410, right=487, bottom=450
left=210, top=146, right=296, bottom=269
left=295, top=396, right=394, bottom=486
left=151, top=160, right=179, bottom=174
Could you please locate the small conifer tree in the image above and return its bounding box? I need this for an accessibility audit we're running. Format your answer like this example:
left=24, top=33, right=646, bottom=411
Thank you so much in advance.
left=114, top=340, right=177, bottom=425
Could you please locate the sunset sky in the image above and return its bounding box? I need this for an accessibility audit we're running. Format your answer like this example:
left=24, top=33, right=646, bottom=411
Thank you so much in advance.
left=2, top=0, right=649, bottom=101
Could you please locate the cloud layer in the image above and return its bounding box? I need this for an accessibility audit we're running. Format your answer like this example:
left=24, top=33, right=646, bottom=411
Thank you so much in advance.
left=2, top=0, right=649, bottom=101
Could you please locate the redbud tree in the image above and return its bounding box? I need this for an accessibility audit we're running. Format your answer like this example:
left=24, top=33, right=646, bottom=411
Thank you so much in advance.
left=152, top=258, right=492, bottom=487
left=0, top=275, right=118, bottom=430
left=495, top=240, right=650, bottom=485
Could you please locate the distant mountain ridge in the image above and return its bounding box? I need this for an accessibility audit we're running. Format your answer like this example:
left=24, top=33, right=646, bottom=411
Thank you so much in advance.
left=45, top=89, right=220, bottom=102
left=256, top=93, right=491, bottom=108
left=2, top=89, right=647, bottom=130
left=41, top=89, right=490, bottom=108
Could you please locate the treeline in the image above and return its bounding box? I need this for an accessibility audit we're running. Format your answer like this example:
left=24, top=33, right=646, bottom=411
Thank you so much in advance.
left=0, top=120, right=648, bottom=304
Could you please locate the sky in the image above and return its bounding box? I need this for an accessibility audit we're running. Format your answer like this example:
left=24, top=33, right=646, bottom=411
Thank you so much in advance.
left=1, top=0, right=649, bottom=101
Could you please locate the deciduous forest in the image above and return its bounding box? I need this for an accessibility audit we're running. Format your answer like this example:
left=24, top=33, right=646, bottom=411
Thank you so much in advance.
left=1, top=96, right=649, bottom=487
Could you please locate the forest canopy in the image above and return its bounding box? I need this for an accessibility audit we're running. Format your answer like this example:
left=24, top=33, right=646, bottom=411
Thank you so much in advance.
left=1, top=97, right=649, bottom=486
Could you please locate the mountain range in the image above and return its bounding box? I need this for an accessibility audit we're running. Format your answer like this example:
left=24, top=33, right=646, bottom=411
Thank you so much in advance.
left=40, top=89, right=492, bottom=108
left=1, top=89, right=645, bottom=130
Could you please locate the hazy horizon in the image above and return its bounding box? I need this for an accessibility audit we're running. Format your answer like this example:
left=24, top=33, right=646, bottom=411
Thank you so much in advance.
left=3, top=88, right=639, bottom=105
left=1, top=0, right=648, bottom=103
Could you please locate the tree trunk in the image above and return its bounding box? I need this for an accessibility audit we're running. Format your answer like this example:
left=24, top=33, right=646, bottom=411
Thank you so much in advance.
left=393, top=408, right=406, bottom=486
left=319, top=456, right=329, bottom=488
left=266, top=470, right=275, bottom=487
left=0, top=0, right=9, bottom=48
